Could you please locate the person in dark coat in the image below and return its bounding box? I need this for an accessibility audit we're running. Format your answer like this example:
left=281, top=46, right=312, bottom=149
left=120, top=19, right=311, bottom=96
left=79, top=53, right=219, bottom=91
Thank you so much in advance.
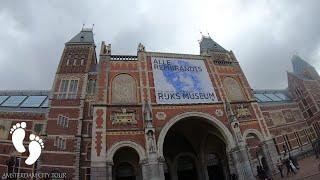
left=277, top=158, right=284, bottom=178
left=285, top=158, right=296, bottom=176
left=257, top=165, right=268, bottom=180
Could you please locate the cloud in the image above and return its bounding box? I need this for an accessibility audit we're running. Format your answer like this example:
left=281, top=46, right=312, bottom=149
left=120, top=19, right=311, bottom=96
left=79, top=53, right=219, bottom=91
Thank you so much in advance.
left=0, top=0, right=319, bottom=90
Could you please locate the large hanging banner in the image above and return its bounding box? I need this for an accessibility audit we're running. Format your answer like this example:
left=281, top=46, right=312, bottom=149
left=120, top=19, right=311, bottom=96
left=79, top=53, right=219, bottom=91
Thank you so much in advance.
left=151, top=57, right=217, bottom=104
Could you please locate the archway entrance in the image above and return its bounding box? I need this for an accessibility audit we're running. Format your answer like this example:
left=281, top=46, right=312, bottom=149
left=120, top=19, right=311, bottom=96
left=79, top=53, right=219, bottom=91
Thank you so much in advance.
left=113, top=147, right=141, bottom=180
left=162, top=115, right=232, bottom=180
left=244, top=132, right=269, bottom=176
left=177, top=155, right=197, bottom=180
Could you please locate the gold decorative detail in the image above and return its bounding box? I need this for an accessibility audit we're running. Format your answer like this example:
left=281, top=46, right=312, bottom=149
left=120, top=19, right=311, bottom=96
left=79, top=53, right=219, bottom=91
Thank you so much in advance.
left=235, top=104, right=251, bottom=118
left=111, top=108, right=137, bottom=125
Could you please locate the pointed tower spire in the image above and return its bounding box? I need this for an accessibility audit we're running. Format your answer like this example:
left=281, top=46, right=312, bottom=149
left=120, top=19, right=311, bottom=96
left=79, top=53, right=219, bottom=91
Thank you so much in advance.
left=199, top=35, right=227, bottom=55
left=67, top=28, right=94, bottom=44
left=291, top=55, right=319, bottom=80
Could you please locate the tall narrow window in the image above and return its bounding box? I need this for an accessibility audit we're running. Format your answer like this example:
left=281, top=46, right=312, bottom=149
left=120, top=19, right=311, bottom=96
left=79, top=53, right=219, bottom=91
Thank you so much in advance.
left=294, top=132, right=302, bottom=146
left=57, top=115, right=69, bottom=128
left=87, top=123, right=92, bottom=136
left=55, top=137, right=66, bottom=150
left=307, top=109, right=313, bottom=117
left=87, top=80, right=96, bottom=95
left=87, top=145, right=91, bottom=160
left=69, top=80, right=78, bottom=99
left=283, top=134, right=291, bottom=150
left=85, top=168, right=91, bottom=180
left=273, top=138, right=280, bottom=154
left=58, top=80, right=69, bottom=99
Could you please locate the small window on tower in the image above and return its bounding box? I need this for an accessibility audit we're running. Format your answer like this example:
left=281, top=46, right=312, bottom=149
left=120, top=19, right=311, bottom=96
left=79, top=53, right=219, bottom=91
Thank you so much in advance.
left=73, top=59, right=77, bottom=66
left=66, top=59, right=70, bottom=66
left=57, top=115, right=69, bottom=128
left=81, top=59, right=84, bottom=66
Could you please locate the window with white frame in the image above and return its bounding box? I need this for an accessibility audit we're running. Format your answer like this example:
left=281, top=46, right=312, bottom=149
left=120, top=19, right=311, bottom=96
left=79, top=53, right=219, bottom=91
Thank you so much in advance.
left=54, top=136, right=66, bottom=150
left=57, top=79, right=78, bottom=99
left=57, top=115, right=69, bottom=128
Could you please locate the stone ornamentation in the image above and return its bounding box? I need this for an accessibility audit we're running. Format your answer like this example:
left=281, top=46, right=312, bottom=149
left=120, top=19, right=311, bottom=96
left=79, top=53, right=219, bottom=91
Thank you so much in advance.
left=155, top=112, right=166, bottom=120
left=215, top=109, right=224, bottom=117
left=146, top=130, right=156, bottom=153
left=138, top=43, right=145, bottom=52
left=105, top=44, right=111, bottom=55
left=235, top=104, right=251, bottom=119
left=111, top=108, right=137, bottom=125
left=231, top=122, right=243, bottom=143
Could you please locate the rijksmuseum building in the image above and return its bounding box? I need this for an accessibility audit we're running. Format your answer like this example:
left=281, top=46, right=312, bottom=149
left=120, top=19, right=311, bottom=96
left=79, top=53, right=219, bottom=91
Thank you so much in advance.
left=0, top=28, right=320, bottom=180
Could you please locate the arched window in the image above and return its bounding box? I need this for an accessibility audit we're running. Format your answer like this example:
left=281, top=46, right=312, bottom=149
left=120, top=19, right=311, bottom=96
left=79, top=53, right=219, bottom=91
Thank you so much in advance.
left=111, top=74, right=137, bottom=104
left=223, top=77, right=245, bottom=101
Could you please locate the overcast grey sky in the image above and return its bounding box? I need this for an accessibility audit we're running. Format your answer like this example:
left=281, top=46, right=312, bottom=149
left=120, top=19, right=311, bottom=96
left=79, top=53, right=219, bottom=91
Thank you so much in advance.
left=0, top=0, right=319, bottom=90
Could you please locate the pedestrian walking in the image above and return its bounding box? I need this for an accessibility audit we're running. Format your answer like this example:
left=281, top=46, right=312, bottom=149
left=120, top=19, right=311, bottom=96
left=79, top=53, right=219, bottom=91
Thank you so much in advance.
left=277, top=158, right=284, bottom=178
left=289, top=156, right=300, bottom=170
left=257, top=165, right=268, bottom=180
left=289, top=159, right=297, bottom=172
left=285, top=158, right=296, bottom=176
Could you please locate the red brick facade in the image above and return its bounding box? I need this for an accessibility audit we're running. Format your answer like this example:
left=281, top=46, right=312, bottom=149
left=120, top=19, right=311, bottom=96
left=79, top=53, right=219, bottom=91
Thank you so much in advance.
left=0, top=30, right=319, bottom=180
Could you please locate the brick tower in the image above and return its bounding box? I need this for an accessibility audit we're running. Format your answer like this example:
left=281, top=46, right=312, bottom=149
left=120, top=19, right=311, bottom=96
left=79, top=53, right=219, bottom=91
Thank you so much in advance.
left=40, top=28, right=97, bottom=179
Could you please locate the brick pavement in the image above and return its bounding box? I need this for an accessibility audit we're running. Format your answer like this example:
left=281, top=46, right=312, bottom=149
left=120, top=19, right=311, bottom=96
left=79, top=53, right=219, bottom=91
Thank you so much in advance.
left=273, top=155, right=320, bottom=180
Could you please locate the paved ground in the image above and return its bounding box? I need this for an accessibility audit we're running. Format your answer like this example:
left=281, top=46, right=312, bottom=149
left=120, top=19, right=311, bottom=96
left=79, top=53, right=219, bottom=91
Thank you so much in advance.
left=273, top=155, right=320, bottom=180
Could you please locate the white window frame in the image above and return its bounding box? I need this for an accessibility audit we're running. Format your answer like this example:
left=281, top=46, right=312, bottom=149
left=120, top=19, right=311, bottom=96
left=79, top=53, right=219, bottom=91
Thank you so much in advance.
left=55, top=137, right=66, bottom=150
left=57, top=79, right=79, bottom=99
left=57, top=115, right=69, bottom=128
left=73, top=59, right=77, bottom=66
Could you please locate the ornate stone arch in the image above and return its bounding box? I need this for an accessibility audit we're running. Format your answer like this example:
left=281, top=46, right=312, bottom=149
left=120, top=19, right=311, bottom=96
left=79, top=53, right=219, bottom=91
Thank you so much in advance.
left=157, top=112, right=236, bottom=159
left=106, top=141, right=147, bottom=164
left=242, top=129, right=265, bottom=142
left=111, top=73, right=137, bottom=104
left=223, top=77, right=245, bottom=101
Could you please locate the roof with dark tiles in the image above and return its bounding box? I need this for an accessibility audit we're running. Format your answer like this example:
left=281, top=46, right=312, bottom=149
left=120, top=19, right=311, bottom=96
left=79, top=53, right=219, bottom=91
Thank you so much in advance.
left=200, top=36, right=228, bottom=54
left=67, top=28, right=94, bottom=44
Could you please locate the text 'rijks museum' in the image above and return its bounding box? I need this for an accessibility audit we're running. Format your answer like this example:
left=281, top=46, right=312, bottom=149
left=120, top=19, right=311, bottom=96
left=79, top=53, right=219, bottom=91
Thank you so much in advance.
left=0, top=28, right=320, bottom=180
